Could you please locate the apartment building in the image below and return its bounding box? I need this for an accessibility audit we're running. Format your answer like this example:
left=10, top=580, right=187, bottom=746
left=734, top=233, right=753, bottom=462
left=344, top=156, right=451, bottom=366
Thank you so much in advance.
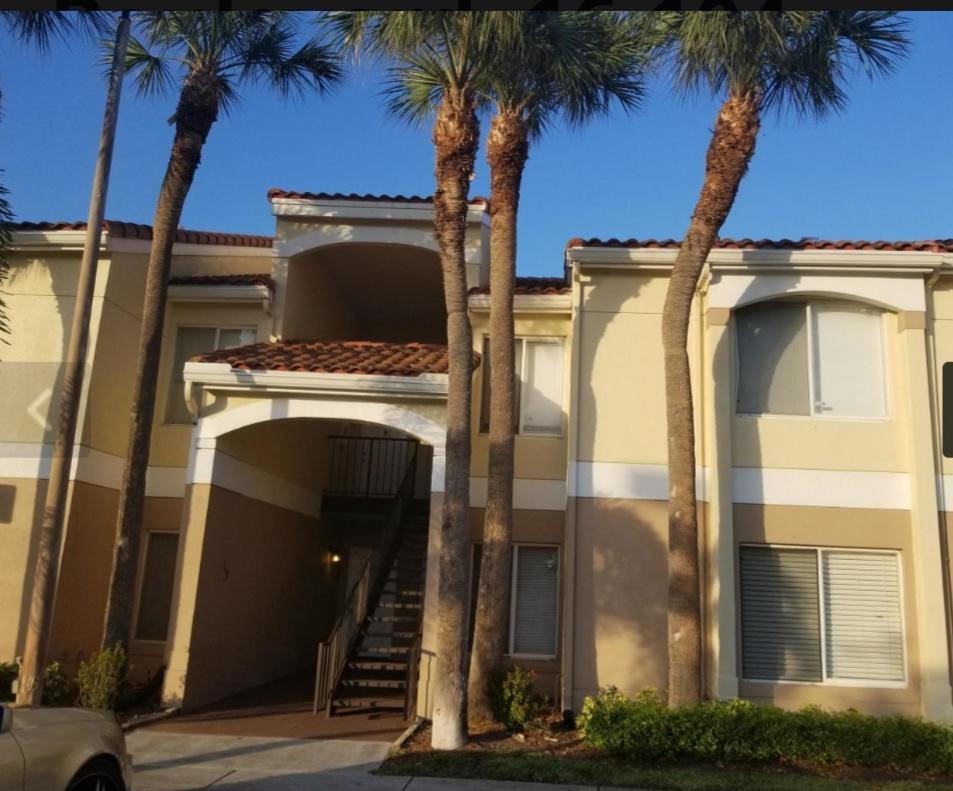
left=2, top=190, right=952, bottom=721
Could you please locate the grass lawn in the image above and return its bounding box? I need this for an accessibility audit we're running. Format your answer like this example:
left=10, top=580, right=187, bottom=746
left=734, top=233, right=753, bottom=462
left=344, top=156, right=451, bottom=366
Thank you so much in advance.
left=378, top=722, right=953, bottom=791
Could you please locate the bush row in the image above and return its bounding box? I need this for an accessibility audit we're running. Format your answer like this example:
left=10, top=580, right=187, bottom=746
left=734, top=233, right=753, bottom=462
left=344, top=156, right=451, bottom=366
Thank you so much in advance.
left=578, top=687, right=953, bottom=774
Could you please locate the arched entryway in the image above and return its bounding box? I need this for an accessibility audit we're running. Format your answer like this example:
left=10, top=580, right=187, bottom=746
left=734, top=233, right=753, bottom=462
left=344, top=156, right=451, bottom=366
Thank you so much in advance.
left=160, top=397, right=445, bottom=733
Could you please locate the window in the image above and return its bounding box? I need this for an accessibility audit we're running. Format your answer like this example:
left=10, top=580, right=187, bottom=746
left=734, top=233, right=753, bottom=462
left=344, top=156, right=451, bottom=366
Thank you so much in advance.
left=468, top=543, right=560, bottom=659
left=479, top=337, right=565, bottom=435
left=739, top=545, right=905, bottom=684
left=735, top=301, right=886, bottom=418
left=134, top=531, right=180, bottom=642
left=165, top=326, right=256, bottom=423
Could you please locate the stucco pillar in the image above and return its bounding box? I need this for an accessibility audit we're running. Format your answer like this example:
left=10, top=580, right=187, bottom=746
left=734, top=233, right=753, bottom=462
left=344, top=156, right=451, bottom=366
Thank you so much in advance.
left=897, top=314, right=953, bottom=720
left=160, top=436, right=216, bottom=709
left=703, top=307, right=739, bottom=699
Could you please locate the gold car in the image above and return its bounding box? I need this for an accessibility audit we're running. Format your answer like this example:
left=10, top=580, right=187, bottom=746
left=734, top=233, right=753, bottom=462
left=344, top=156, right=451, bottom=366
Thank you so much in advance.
left=0, top=703, right=133, bottom=791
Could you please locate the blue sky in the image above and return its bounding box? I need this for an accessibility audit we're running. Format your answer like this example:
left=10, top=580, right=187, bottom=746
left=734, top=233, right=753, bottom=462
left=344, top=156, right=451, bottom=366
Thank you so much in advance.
left=1, top=11, right=950, bottom=277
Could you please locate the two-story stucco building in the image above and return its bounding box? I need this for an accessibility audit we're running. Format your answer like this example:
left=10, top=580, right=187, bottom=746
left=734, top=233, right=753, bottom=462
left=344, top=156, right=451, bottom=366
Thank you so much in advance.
left=3, top=188, right=953, bottom=722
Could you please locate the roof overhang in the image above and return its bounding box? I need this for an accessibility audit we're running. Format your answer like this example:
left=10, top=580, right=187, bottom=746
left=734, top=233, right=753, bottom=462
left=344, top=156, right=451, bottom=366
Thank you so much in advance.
left=468, top=293, right=572, bottom=314
left=270, top=197, right=488, bottom=225
left=182, top=361, right=449, bottom=417
left=11, top=230, right=271, bottom=258
left=168, top=283, right=273, bottom=304
left=566, top=245, right=951, bottom=276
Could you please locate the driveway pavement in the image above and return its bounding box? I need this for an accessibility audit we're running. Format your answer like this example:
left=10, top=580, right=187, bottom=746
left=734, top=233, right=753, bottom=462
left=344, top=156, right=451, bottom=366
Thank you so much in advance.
left=127, top=729, right=596, bottom=790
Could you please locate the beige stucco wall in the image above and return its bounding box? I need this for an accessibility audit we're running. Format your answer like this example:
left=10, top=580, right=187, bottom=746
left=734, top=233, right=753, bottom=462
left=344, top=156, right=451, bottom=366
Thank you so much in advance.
left=570, top=496, right=669, bottom=710
left=576, top=271, right=703, bottom=465
left=172, top=483, right=338, bottom=710
left=734, top=503, right=921, bottom=716
left=0, top=477, right=46, bottom=661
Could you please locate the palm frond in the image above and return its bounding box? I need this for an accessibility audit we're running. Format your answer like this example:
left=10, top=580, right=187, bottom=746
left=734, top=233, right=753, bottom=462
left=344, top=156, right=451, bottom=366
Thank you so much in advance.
left=118, top=34, right=174, bottom=98
left=1, top=11, right=111, bottom=52
left=659, top=11, right=909, bottom=118
left=0, top=176, right=14, bottom=344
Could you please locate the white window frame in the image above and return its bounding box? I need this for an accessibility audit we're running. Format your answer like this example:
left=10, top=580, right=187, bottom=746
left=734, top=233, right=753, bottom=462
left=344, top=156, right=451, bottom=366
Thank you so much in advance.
left=480, top=335, right=566, bottom=438
left=739, top=542, right=908, bottom=689
left=164, top=324, right=257, bottom=424
left=507, top=543, right=561, bottom=661
left=131, top=529, right=180, bottom=645
left=734, top=300, right=890, bottom=422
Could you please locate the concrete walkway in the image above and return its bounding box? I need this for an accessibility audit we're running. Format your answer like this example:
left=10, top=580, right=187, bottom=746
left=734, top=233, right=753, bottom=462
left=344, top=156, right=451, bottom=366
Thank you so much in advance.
left=127, top=730, right=596, bottom=790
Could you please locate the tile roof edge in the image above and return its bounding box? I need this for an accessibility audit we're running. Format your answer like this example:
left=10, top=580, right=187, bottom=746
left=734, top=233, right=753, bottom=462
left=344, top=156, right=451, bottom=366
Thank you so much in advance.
left=268, top=188, right=489, bottom=206
left=12, top=220, right=274, bottom=248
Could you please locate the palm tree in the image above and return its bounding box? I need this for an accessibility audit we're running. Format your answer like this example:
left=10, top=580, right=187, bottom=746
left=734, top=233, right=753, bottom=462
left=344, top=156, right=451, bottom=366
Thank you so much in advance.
left=12, top=10, right=131, bottom=707
left=467, top=10, right=649, bottom=725
left=333, top=10, right=509, bottom=749
left=653, top=11, right=908, bottom=707
left=101, top=11, right=341, bottom=652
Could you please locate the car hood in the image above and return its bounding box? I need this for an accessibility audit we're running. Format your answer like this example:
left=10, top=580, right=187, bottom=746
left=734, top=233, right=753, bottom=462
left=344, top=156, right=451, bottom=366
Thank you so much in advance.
left=11, top=706, right=115, bottom=730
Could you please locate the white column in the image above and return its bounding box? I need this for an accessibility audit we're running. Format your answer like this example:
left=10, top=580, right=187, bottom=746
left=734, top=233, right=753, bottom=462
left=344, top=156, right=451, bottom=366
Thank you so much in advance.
left=703, top=307, right=739, bottom=699
left=898, top=313, right=953, bottom=720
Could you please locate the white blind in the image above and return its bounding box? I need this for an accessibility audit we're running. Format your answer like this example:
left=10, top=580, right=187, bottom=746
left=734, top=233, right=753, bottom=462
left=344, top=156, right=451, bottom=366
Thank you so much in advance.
left=521, top=341, right=564, bottom=434
left=811, top=305, right=886, bottom=417
left=823, top=551, right=904, bottom=682
left=512, top=546, right=559, bottom=657
left=740, top=546, right=822, bottom=682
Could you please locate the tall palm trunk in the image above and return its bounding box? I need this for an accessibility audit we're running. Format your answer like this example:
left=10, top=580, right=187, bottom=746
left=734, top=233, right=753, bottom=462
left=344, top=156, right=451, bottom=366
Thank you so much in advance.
left=468, top=108, right=528, bottom=724
left=16, top=13, right=131, bottom=706
left=101, top=70, right=219, bottom=651
left=664, top=89, right=759, bottom=707
left=431, top=92, right=479, bottom=751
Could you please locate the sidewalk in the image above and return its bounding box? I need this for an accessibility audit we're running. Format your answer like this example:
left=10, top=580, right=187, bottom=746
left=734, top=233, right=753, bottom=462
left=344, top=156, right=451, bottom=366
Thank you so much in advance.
left=128, top=729, right=603, bottom=790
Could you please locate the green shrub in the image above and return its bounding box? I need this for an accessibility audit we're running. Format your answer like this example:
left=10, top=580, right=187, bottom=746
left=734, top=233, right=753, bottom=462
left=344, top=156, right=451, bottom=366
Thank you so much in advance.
left=578, top=687, right=953, bottom=774
left=76, top=645, right=126, bottom=710
left=0, top=662, right=18, bottom=702
left=41, top=661, right=76, bottom=707
left=0, top=660, right=76, bottom=706
left=488, top=665, right=546, bottom=731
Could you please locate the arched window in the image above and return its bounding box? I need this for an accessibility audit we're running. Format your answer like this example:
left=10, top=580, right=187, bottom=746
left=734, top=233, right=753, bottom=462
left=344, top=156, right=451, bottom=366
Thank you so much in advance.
left=735, top=299, right=887, bottom=418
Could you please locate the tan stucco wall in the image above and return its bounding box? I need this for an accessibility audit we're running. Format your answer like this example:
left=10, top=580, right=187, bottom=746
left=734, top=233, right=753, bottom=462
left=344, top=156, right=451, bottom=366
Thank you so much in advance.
left=570, top=496, right=669, bottom=710
left=0, top=477, right=46, bottom=661
left=576, top=271, right=703, bottom=465
left=175, top=484, right=338, bottom=710
left=734, top=503, right=921, bottom=716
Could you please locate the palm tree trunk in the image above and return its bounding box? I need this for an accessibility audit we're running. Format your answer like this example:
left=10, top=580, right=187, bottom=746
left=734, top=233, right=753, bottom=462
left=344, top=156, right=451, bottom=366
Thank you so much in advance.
left=15, top=13, right=131, bottom=706
left=664, top=89, right=759, bottom=708
left=101, top=70, right=219, bottom=652
left=468, top=108, right=528, bottom=725
left=430, top=92, right=479, bottom=751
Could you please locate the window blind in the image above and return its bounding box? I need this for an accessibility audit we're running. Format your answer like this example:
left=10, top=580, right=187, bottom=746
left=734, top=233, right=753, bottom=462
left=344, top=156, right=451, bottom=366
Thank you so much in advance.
left=822, top=551, right=904, bottom=682
left=511, top=546, right=559, bottom=657
left=740, top=546, right=822, bottom=681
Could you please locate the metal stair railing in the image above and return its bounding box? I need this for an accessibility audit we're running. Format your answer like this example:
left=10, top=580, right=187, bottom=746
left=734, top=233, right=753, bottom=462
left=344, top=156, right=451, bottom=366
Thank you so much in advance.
left=313, top=448, right=419, bottom=715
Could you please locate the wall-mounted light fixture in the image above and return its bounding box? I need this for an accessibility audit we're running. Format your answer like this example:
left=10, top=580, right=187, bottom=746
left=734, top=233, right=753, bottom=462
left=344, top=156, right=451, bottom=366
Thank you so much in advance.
left=328, top=548, right=342, bottom=565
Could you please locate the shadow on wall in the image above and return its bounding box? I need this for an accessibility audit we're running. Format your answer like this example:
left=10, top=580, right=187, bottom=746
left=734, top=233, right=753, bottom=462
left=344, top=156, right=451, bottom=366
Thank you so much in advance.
left=4, top=257, right=78, bottom=659
left=570, top=273, right=671, bottom=699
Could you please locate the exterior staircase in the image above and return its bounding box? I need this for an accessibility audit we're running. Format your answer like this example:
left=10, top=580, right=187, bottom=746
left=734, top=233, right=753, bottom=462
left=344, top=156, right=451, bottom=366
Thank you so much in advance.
left=327, top=501, right=429, bottom=716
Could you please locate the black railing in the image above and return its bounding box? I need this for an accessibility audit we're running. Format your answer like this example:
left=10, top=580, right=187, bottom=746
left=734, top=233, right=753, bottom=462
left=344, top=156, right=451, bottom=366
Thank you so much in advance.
left=327, top=435, right=419, bottom=498
left=314, top=447, right=418, bottom=715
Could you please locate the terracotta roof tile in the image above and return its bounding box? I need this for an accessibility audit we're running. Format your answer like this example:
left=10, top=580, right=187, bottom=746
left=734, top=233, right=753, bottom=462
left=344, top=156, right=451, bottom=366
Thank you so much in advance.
left=566, top=236, right=953, bottom=253
left=469, top=276, right=570, bottom=296
left=268, top=188, right=488, bottom=206
left=191, top=340, right=480, bottom=376
left=169, top=274, right=275, bottom=290
left=12, top=220, right=273, bottom=248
